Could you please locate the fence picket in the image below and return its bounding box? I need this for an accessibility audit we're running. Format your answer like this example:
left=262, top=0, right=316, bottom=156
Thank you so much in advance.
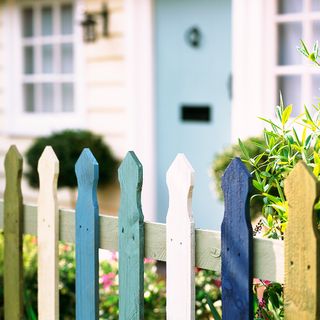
left=284, top=161, right=320, bottom=319
left=166, top=153, right=195, bottom=320
left=75, top=149, right=99, bottom=320
left=3, top=145, right=23, bottom=320
left=37, top=146, right=59, bottom=320
left=221, top=158, right=253, bottom=320
left=118, top=151, right=144, bottom=319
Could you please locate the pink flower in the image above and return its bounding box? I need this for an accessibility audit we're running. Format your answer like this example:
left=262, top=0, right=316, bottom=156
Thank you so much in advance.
left=213, top=279, right=222, bottom=288
left=62, top=244, right=70, bottom=252
left=101, top=272, right=116, bottom=290
left=144, top=258, right=154, bottom=264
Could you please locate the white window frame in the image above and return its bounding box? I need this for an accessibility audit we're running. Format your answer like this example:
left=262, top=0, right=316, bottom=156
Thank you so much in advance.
left=3, top=0, right=85, bottom=136
left=232, top=0, right=320, bottom=141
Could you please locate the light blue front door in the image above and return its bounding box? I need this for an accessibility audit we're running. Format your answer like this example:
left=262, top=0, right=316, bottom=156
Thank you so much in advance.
left=155, top=0, right=232, bottom=230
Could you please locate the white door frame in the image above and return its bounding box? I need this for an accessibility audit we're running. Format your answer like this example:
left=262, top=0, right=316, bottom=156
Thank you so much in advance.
left=124, top=0, right=156, bottom=221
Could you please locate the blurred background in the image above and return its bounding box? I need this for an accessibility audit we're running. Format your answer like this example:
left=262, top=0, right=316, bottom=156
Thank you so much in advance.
left=0, top=0, right=319, bottom=230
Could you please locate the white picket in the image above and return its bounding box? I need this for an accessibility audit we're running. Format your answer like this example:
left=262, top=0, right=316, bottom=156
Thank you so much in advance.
left=166, top=154, right=195, bottom=320
left=37, top=146, right=59, bottom=320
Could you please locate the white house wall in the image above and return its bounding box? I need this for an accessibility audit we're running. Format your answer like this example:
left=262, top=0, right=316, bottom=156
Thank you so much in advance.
left=0, top=0, right=128, bottom=213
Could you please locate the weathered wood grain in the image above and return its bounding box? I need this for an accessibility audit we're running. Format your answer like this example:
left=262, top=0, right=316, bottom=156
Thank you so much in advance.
left=3, top=145, right=23, bottom=320
left=221, top=158, right=253, bottom=320
left=118, top=151, right=144, bottom=319
left=75, top=149, right=99, bottom=320
left=166, top=154, right=195, bottom=320
left=37, top=146, right=59, bottom=320
left=0, top=202, right=284, bottom=282
left=284, top=161, right=320, bottom=319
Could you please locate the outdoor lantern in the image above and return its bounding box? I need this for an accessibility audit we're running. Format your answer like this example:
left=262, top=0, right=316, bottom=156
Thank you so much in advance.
left=81, top=3, right=109, bottom=43
left=81, top=12, right=97, bottom=42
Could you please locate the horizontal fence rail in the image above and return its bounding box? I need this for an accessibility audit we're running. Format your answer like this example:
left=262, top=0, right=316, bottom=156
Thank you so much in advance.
left=0, top=201, right=284, bottom=283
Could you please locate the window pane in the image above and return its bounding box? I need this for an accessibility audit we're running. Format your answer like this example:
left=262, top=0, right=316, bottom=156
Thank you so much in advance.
left=24, top=83, right=35, bottom=112
left=41, top=6, right=53, bottom=36
left=312, top=21, right=320, bottom=44
left=62, top=83, right=74, bottom=112
left=24, top=46, right=34, bottom=74
left=312, top=0, right=320, bottom=11
left=42, top=45, right=54, bottom=73
left=278, top=23, right=302, bottom=65
left=277, top=75, right=301, bottom=116
left=61, top=4, right=74, bottom=35
left=278, top=0, right=302, bottom=14
left=312, top=75, right=320, bottom=105
left=61, top=43, right=74, bottom=73
left=22, top=8, right=34, bottom=38
left=41, top=83, right=54, bottom=112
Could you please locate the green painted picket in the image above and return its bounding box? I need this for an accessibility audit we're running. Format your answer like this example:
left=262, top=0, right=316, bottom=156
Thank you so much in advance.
left=3, top=146, right=23, bottom=320
left=0, top=145, right=318, bottom=319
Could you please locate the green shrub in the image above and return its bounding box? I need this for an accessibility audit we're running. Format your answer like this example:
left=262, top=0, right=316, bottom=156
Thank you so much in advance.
left=211, top=136, right=267, bottom=218
left=25, top=130, right=119, bottom=189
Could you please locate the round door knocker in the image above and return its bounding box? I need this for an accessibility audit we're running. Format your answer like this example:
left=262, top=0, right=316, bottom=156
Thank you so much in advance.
left=185, top=26, right=202, bottom=48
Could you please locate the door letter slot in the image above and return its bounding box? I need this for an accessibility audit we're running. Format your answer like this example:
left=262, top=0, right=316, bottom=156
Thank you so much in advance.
left=181, top=105, right=211, bottom=122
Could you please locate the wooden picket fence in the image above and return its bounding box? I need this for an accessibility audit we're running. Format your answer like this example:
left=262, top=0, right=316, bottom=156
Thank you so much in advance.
left=0, top=145, right=319, bottom=319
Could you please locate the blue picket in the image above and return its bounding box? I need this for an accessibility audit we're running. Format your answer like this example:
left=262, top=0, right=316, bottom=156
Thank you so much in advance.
left=75, top=148, right=99, bottom=320
left=221, top=158, right=253, bottom=320
left=118, top=151, right=144, bottom=319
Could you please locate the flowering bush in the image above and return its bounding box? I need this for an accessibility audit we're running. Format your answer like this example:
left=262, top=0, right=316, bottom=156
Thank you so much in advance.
left=0, top=232, right=221, bottom=319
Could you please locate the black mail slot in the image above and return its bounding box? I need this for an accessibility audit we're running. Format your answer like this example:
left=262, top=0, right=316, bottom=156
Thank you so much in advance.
left=181, top=105, right=211, bottom=122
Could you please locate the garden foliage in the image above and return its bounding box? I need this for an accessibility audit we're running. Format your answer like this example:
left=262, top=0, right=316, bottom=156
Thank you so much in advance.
left=0, top=233, right=221, bottom=319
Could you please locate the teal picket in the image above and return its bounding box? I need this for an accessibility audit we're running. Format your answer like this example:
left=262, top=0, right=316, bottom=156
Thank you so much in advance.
left=75, top=149, right=99, bottom=320
left=118, top=151, right=144, bottom=319
left=221, top=158, right=253, bottom=320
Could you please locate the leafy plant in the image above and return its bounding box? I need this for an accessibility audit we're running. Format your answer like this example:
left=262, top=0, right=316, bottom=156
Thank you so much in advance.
left=25, top=130, right=119, bottom=189
left=238, top=96, right=320, bottom=239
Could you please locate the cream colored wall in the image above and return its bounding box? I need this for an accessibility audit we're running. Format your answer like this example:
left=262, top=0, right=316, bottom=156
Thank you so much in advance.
left=0, top=0, right=127, bottom=214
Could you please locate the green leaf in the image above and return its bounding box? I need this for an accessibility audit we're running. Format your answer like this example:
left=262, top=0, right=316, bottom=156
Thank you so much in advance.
left=205, top=294, right=222, bottom=320
left=282, top=104, right=292, bottom=125
left=253, top=179, right=264, bottom=192
left=238, top=138, right=250, bottom=160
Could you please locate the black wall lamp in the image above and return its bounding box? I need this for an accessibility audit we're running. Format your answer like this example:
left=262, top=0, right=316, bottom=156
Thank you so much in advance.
left=81, top=3, right=109, bottom=42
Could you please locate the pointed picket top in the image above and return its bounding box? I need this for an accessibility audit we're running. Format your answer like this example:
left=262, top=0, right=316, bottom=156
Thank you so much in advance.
left=4, top=145, right=23, bottom=320
left=38, top=146, right=59, bottom=183
left=221, top=157, right=253, bottom=319
left=285, top=160, right=318, bottom=202
left=75, top=148, right=99, bottom=320
left=166, top=153, right=195, bottom=220
left=118, top=151, right=144, bottom=319
left=37, top=146, right=59, bottom=320
left=221, top=157, right=251, bottom=195
left=284, top=161, right=320, bottom=319
left=118, top=151, right=143, bottom=221
left=75, top=148, right=99, bottom=187
left=4, top=145, right=23, bottom=184
left=166, top=154, right=195, bottom=319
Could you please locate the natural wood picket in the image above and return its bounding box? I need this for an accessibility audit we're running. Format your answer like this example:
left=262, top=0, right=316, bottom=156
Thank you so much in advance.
left=75, top=149, right=99, bottom=320
left=284, top=161, right=320, bottom=319
left=3, top=145, right=23, bottom=320
left=221, top=158, right=253, bottom=320
left=37, top=146, right=59, bottom=320
left=118, top=151, right=144, bottom=320
left=166, top=154, right=195, bottom=320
